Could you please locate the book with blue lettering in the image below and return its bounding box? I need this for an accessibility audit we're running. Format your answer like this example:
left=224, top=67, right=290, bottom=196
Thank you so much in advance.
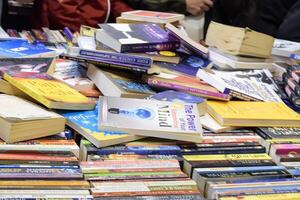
left=155, top=55, right=211, bottom=77
left=96, top=24, right=180, bottom=53
left=61, top=104, right=143, bottom=148
left=0, top=40, right=55, bottom=58
left=98, top=96, right=203, bottom=142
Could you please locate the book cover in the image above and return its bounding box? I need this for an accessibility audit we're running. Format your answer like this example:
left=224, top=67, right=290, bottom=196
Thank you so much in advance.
left=207, top=101, right=300, bottom=127
left=0, top=67, right=95, bottom=110
left=0, top=40, right=55, bottom=58
left=97, top=24, right=180, bottom=53
left=155, top=54, right=211, bottom=77
left=98, top=96, right=203, bottom=142
left=165, top=23, right=209, bottom=58
left=272, top=39, right=300, bottom=57
left=121, top=10, right=185, bottom=24
left=61, top=104, right=143, bottom=148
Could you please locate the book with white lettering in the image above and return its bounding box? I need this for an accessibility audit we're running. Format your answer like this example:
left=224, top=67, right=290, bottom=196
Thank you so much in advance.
left=98, top=96, right=203, bottom=142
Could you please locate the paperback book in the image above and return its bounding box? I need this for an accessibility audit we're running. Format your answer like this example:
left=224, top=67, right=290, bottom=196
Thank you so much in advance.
left=98, top=96, right=203, bottom=142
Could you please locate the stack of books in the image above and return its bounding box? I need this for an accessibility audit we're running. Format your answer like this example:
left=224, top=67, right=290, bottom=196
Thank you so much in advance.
left=0, top=9, right=300, bottom=199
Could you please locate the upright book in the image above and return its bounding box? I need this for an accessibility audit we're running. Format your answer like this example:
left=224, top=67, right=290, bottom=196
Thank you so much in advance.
left=98, top=96, right=203, bottom=142
left=96, top=23, right=180, bottom=53
left=0, top=94, right=65, bottom=143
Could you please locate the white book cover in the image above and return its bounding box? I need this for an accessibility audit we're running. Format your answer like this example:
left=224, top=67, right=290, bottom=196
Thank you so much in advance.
left=272, top=39, right=300, bottom=57
left=0, top=94, right=60, bottom=120
left=98, top=96, right=203, bottom=142
left=197, top=69, right=282, bottom=102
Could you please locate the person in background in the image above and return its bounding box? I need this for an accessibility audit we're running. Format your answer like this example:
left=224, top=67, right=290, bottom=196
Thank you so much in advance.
left=125, top=0, right=213, bottom=16
left=33, top=0, right=132, bottom=32
left=207, top=0, right=300, bottom=42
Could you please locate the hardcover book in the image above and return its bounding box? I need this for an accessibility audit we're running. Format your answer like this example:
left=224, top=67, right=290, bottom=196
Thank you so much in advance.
left=98, top=96, right=203, bottom=142
left=61, top=104, right=143, bottom=148
left=96, top=24, right=180, bottom=53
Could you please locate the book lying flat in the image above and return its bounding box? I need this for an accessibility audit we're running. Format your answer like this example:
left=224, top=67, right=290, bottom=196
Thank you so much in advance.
left=0, top=94, right=65, bottom=143
left=207, top=101, right=300, bottom=127
left=98, top=96, right=203, bottom=142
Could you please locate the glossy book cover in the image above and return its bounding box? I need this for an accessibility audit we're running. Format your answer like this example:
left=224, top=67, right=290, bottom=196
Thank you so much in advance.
left=62, top=104, right=140, bottom=147
left=98, top=96, right=203, bottom=142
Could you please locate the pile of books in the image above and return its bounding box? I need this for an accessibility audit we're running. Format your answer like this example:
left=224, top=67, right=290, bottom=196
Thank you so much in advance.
left=1, top=9, right=300, bottom=199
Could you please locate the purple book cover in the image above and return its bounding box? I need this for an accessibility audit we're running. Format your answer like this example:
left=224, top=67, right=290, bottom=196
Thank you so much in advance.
left=100, top=24, right=180, bottom=53
left=146, top=78, right=230, bottom=100
left=156, top=55, right=211, bottom=77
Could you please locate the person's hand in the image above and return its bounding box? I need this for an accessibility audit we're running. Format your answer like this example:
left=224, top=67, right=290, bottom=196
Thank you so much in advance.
left=186, top=0, right=213, bottom=16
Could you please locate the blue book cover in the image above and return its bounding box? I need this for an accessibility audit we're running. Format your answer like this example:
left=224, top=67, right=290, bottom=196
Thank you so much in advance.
left=195, top=166, right=286, bottom=174
left=99, top=23, right=180, bottom=53
left=150, top=90, right=205, bottom=104
left=0, top=40, right=54, bottom=58
left=61, top=104, right=141, bottom=148
left=290, top=53, right=300, bottom=61
left=156, top=55, right=211, bottom=76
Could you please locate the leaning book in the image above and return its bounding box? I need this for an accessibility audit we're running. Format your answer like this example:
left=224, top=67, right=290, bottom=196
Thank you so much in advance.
left=98, top=96, right=203, bottom=142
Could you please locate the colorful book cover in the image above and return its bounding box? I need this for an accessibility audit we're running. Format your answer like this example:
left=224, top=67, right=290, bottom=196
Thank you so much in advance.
left=150, top=90, right=205, bottom=104
left=0, top=40, right=54, bottom=58
left=156, top=55, right=211, bottom=77
left=61, top=104, right=142, bottom=148
left=98, top=24, right=180, bottom=53
left=0, top=66, right=94, bottom=110
left=98, top=96, right=203, bottom=143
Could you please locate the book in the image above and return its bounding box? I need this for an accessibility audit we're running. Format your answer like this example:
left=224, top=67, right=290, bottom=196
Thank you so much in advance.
left=209, top=47, right=274, bottom=70
left=144, top=73, right=231, bottom=101
left=197, top=69, right=282, bottom=102
left=206, top=21, right=274, bottom=58
left=0, top=79, right=25, bottom=97
left=165, top=23, right=209, bottom=58
left=0, top=40, right=56, bottom=58
left=61, top=104, right=143, bottom=148
left=96, top=24, right=180, bottom=53
left=68, top=47, right=153, bottom=69
left=200, top=114, right=239, bottom=133
left=149, top=90, right=207, bottom=116
left=0, top=94, right=65, bottom=143
left=52, top=58, right=95, bottom=92
left=98, top=96, right=203, bottom=143
left=91, top=180, right=200, bottom=197
left=272, top=39, right=300, bottom=57
left=219, top=193, right=300, bottom=200
left=0, top=68, right=95, bottom=110
left=121, top=10, right=185, bottom=24
left=87, top=64, right=155, bottom=99
left=207, top=101, right=300, bottom=127
left=153, top=54, right=211, bottom=77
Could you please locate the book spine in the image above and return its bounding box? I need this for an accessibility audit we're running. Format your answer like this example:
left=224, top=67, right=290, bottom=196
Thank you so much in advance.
left=120, top=41, right=180, bottom=53
left=97, top=194, right=204, bottom=200
left=286, top=78, right=300, bottom=96
left=181, top=146, right=265, bottom=155
left=60, top=54, right=147, bottom=73
left=275, top=148, right=300, bottom=155
left=79, top=49, right=152, bottom=68
left=90, top=148, right=182, bottom=156
left=146, top=78, right=230, bottom=101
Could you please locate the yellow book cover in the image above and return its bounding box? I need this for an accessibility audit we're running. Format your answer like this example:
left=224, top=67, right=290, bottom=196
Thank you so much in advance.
left=2, top=71, right=95, bottom=110
left=183, top=154, right=271, bottom=161
left=207, top=101, right=300, bottom=127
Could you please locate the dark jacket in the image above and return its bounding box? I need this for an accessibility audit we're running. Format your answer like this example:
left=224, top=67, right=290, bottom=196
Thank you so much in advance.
left=124, top=0, right=187, bottom=14
left=207, top=0, right=300, bottom=42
